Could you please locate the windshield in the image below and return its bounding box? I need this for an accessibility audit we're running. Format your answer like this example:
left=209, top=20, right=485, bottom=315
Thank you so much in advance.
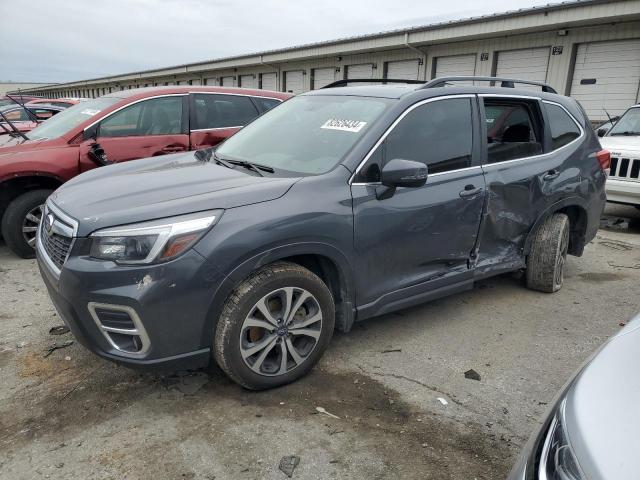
left=608, top=107, right=640, bottom=136
left=215, top=95, right=392, bottom=175
left=27, top=97, right=119, bottom=140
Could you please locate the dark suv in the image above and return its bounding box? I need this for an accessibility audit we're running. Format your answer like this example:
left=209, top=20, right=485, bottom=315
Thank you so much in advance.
left=36, top=77, right=609, bottom=390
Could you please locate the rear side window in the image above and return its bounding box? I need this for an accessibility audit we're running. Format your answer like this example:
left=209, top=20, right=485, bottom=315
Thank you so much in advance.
left=100, top=96, right=184, bottom=137
left=192, top=94, right=259, bottom=129
left=355, top=98, right=473, bottom=183
left=544, top=103, right=581, bottom=149
left=253, top=97, right=282, bottom=113
left=484, top=101, right=542, bottom=163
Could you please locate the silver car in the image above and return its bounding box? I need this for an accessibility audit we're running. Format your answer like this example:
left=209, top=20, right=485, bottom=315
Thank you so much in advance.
left=509, top=312, right=640, bottom=479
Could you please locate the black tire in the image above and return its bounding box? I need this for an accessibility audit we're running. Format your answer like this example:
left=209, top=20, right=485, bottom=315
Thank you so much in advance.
left=214, top=261, right=335, bottom=390
left=526, top=213, right=570, bottom=293
left=1, top=189, right=52, bottom=258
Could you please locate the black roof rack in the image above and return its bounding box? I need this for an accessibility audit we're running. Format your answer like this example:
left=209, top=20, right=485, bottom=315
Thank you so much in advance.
left=320, top=76, right=558, bottom=94
left=423, top=76, right=557, bottom=93
left=321, top=78, right=425, bottom=89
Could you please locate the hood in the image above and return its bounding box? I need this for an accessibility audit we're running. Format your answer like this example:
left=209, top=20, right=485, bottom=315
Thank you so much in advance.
left=564, top=313, right=640, bottom=479
left=599, top=135, right=640, bottom=152
left=51, top=151, right=300, bottom=236
left=0, top=136, right=60, bottom=154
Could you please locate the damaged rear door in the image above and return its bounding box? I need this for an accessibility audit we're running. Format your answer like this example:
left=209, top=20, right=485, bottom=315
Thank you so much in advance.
left=476, top=95, right=561, bottom=274
left=351, top=95, right=485, bottom=316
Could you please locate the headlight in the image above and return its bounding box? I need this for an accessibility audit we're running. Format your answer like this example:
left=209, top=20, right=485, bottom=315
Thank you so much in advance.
left=538, top=399, right=585, bottom=480
left=90, top=210, right=222, bottom=264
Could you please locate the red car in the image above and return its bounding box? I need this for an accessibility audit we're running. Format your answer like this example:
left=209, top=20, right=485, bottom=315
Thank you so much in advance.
left=27, top=98, right=84, bottom=108
left=0, top=86, right=290, bottom=257
left=0, top=103, right=68, bottom=140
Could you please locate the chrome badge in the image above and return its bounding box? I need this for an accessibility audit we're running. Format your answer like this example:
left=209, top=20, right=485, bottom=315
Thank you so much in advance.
left=45, top=213, right=55, bottom=235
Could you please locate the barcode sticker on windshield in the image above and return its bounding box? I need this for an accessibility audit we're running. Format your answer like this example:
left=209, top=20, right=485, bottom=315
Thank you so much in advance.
left=80, top=109, right=100, bottom=116
left=321, top=118, right=367, bottom=133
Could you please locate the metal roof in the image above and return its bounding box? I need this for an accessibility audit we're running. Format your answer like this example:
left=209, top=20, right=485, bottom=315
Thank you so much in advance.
left=14, top=0, right=620, bottom=89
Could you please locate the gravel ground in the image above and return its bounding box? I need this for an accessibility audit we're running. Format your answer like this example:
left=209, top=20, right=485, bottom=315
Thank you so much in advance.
left=1, top=203, right=639, bottom=480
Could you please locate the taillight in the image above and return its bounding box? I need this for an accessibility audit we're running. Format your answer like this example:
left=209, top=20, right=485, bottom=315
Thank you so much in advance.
left=596, top=149, right=610, bottom=170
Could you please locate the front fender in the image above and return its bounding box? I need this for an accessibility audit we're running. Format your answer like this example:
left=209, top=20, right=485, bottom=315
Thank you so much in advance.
left=199, top=241, right=356, bottom=344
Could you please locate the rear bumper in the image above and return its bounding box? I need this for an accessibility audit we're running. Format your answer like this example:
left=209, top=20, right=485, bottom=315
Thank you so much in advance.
left=606, top=178, right=640, bottom=206
left=37, top=241, right=220, bottom=371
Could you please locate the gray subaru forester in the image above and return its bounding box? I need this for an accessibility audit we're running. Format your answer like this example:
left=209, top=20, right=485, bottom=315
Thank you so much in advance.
left=36, top=77, right=608, bottom=390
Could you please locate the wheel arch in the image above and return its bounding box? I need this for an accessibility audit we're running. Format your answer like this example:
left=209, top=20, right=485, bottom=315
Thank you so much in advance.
left=204, top=242, right=357, bottom=342
left=0, top=174, right=63, bottom=221
left=523, top=197, right=590, bottom=257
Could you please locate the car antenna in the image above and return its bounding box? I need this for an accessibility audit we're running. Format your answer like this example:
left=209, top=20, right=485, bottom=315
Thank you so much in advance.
left=0, top=108, right=29, bottom=140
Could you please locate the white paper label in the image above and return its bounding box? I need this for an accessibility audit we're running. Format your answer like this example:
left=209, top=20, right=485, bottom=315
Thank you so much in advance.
left=321, top=118, right=367, bottom=133
left=80, top=109, right=101, bottom=116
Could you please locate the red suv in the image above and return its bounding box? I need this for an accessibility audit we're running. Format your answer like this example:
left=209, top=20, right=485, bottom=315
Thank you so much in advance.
left=0, top=86, right=290, bottom=257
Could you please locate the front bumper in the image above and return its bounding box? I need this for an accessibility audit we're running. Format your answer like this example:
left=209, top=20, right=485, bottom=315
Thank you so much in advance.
left=606, top=178, right=640, bottom=206
left=37, top=238, right=221, bottom=370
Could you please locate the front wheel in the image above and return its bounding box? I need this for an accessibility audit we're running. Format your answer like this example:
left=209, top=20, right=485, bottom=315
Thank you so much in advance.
left=526, top=213, right=570, bottom=293
left=1, top=189, right=53, bottom=258
left=213, top=262, right=335, bottom=390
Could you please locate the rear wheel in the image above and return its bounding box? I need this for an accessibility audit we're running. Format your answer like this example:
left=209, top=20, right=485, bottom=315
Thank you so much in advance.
left=526, top=213, right=570, bottom=293
left=1, top=189, right=52, bottom=258
left=213, top=262, right=335, bottom=390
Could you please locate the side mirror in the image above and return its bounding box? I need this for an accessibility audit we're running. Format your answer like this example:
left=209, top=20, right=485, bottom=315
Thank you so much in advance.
left=597, top=128, right=607, bottom=138
left=380, top=159, right=428, bottom=188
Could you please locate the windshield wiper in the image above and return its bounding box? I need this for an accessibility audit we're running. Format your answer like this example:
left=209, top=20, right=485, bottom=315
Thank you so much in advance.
left=610, top=131, right=640, bottom=136
left=226, top=159, right=274, bottom=177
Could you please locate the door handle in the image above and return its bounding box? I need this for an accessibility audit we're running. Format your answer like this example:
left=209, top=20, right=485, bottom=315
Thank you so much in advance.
left=161, top=146, right=186, bottom=153
left=543, top=169, right=560, bottom=181
left=459, top=185, right=483, bottom=198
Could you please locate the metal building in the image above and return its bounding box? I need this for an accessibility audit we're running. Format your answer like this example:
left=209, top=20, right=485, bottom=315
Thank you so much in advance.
left=16, top=0, right=640, bottom=120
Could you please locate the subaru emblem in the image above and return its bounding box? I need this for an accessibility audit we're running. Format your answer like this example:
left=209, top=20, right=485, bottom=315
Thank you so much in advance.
left=45, top=214, right=54, bottom=234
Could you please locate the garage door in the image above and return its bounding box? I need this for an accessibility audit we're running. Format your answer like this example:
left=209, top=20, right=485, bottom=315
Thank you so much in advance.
left=191, top=79, right=201, bottom=86
left=261, top=72, right=277, bottom=91
left=204, top=77, right=217, bottom=86
left=386, top=59, right=420, bottom=80
left=570, top=39, right=640, bottom=120
left=496, top=48, right=550, bottom=88
left=347, top=64, right=374, bottom=85
left=435, top=54, right=477, bottom=78
left=239, top=75, right=256, bottom=89
left=221, top=76, right=235, bottom=87
left=312, top=68, right=335, bottom=89
left=285, top=71, right=304, bottom=94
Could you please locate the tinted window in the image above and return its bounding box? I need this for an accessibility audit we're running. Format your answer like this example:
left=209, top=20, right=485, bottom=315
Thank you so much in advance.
left=253, top=97, right=282, bottom=113
left=193, top=94, right=259, bottom=129
left=545, top=103, right=580, bottom=149
left=485, top=102, right=542, bottom=163
left=100, top=96, right=183, bottom=137
left=356, top=98, right=473, bottom=183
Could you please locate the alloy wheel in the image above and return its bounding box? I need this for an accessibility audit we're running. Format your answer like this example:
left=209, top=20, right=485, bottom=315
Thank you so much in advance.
left=239, top=287, right=323, bottom=376
left=22, top=204, right=43, bottom=248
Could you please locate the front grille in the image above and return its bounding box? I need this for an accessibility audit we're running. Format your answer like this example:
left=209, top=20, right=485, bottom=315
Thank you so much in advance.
left=610, top=156, right=640, bottom=181
left=42, top=230, right=73, bottom=269
left=38, top=206, right=75, bottom=272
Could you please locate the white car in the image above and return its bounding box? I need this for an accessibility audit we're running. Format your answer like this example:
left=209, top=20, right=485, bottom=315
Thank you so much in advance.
left=599, top=105, right=640, bottom=208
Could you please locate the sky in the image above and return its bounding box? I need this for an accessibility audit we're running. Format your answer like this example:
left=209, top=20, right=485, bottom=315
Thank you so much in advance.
left=0, top=0, right=552, bottom=84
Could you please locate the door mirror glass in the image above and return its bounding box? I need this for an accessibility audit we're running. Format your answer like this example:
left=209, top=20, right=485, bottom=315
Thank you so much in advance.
left=380, top=159, right=428, bottom=188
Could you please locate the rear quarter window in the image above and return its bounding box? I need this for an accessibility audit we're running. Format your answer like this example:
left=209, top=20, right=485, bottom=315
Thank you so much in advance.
left=544, top=103, right=581, bottom=150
